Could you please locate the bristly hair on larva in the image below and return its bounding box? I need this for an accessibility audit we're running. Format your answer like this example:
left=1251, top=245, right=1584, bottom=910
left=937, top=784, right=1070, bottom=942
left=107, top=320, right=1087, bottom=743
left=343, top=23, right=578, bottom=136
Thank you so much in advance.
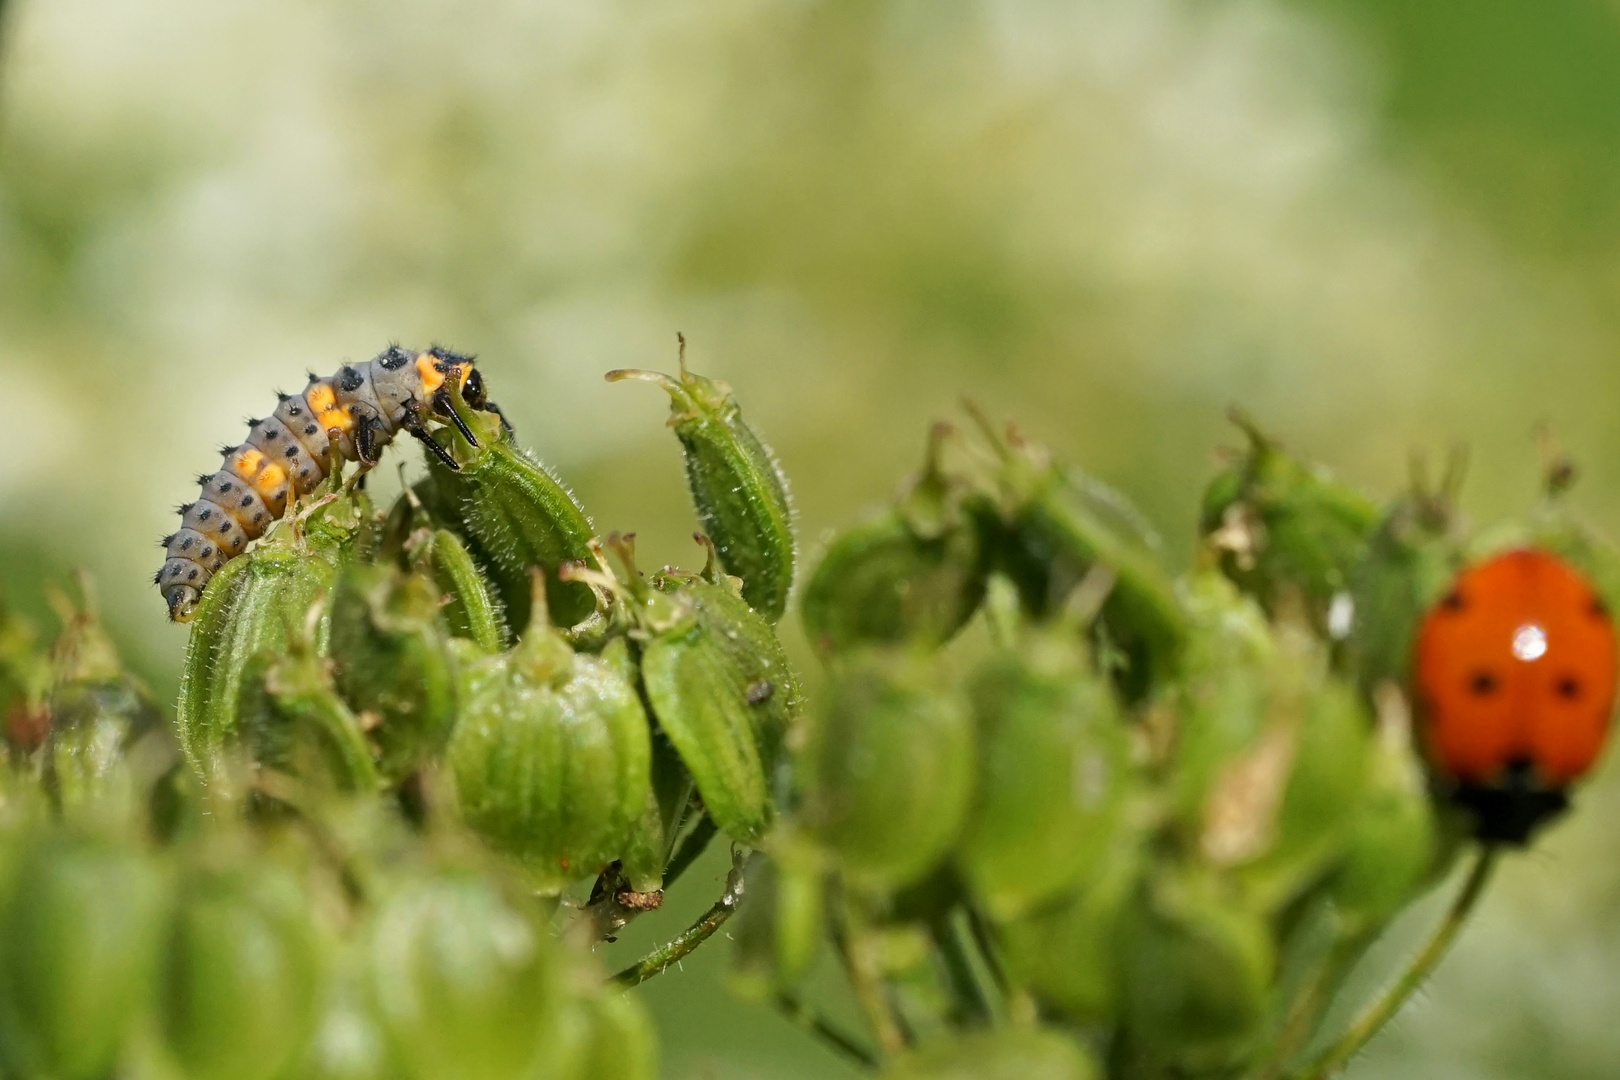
left=155, top=344, right=510, bottom=623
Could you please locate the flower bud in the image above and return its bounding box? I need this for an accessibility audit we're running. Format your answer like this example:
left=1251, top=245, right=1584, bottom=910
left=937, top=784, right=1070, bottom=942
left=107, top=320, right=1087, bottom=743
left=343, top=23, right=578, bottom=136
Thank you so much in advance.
left=997, top=835, right=1141, bottom=1023
left=956, top=626, right=1133, bottom=919
left=329, top=564, right=459, bottom=778
left=1117, top=870, right=1273, bottom=1075
left=878, top=1028, right=1098, bottom=1080
left=803, top=424, right=986, bottom=653
left=1199, top=414, right=1377, bottom=635
left=160, top=856, right=322, bottom=1080
left=800, top=649, right=974, bottom=889
left=450, top=587, right=651, bottom=894
left=608, top=345, right=796, bottom=622
left=175, top=529, right=341, bottom=774
left=368, top=870, right=558, bottom=1080
left=420, top=412, right=599, bottom=630
left=0, top=828, right=166, bottom=1080
left=966, top=415, right=1185, bottom=702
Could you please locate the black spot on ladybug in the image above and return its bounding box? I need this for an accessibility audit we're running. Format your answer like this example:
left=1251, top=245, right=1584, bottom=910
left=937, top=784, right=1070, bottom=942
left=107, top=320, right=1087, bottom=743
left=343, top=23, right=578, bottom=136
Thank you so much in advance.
left=1469, top=670, right=1499, bottom=696
left=1592, top=595, right=1610, bottom=619
left=298, top=469, right=310, bottom=479
left=1557, top=676, right=1583, bottom=700
left=1441, top=590, right=1465, bottom=612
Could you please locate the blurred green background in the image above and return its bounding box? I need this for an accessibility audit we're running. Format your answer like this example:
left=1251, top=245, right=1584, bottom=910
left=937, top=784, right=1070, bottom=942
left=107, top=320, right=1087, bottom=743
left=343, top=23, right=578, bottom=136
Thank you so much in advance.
left=3, top=0, right=1620, bottom=1075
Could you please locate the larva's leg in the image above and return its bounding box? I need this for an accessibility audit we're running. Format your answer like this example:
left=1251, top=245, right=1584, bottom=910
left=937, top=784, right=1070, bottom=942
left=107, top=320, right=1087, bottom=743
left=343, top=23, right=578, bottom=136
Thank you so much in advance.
left=403, top=414, right=462, bottom=472
left=433, top=390, right=481, bottom=449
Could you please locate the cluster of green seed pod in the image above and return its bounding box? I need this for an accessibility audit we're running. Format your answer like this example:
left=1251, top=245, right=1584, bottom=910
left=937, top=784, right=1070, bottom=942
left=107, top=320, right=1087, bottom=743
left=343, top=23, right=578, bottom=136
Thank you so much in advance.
left=732, top=409, right=1620, bottom=1079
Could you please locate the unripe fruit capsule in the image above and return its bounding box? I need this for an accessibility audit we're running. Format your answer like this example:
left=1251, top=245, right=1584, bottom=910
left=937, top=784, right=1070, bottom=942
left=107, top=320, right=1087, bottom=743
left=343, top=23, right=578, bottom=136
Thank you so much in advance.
left=803, top=423, right=987, bottom=653
left=450, top=578, right=652, bottom=894
left=368, top=871, right=557, bottom=1080
left=608, top=342, right=796, bottom=623
left=800, top=648, right=975, bottom=889
left=160, top=860, right=322, bottom=1080
left=0, top=829, right=166, bottom=1080
left=877, top=1028, right=1099, bottom=1080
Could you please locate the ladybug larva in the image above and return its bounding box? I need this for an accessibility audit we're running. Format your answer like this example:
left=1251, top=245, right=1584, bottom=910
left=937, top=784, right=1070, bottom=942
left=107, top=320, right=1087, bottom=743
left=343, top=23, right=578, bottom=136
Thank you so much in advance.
left=155, top=344, right=506, bottom=622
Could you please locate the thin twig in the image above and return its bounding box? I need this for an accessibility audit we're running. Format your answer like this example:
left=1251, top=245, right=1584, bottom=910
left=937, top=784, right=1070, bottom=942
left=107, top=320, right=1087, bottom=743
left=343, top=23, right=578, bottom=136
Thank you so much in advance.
left=772, top=991, right=880, bottom=1070
left=1288, top=845, right=1499, bottom=1080
left=612, top=849, right=745, bottom=987
left=831, top=895, right=908, bottom=1056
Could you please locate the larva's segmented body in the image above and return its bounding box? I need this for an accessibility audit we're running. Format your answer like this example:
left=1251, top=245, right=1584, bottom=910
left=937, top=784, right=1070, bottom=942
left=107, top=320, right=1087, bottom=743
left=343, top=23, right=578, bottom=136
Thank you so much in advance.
left=157, top=345, right=505, bottom=622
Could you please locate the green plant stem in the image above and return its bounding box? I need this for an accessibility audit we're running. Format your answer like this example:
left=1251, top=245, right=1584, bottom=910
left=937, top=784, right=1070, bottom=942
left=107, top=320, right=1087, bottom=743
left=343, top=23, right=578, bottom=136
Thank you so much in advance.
left=832, top=896, right=909, bottom=1056
left=1256, top=935, right=1366, bottom=1080
left=1288, top=845, right=1499, bottom=1080
left=612, top=852, right=744, bottom=987
left=932, top=912, right=998, bottom=1026
left=772, top=991, right=880, bottom=1070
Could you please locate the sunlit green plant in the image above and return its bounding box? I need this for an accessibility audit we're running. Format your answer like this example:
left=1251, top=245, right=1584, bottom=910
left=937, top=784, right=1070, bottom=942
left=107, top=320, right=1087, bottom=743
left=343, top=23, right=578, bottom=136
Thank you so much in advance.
left=0, top=353, right=1611, bottom=1080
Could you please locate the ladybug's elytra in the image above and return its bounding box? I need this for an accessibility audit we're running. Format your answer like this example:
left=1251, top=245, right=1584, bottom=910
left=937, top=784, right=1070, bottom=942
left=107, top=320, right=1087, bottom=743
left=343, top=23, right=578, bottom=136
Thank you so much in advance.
left=1414, top=548, right=1619, bottom=843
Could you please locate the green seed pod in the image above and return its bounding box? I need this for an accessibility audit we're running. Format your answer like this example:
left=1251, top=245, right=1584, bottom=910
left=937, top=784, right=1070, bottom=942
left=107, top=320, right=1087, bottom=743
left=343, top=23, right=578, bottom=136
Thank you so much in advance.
left=561, top=989, right=658, bottom=1080
left=635, top=546, right=801, bottom=846
left=1226, top=664, right=1373, bottom=913
left=997, top=834, right=1141, bottom=1024
left=237, top=643, right=380, bottom=792
left=1167, top=572, right=1278, bottom=825
left=1324, top=689, right=1436, bottom=936
left=301, top=953, right=390, bottom=1080
left=1199, top=414, right=1378, bottom=635
left=329, top=564, right=459, bottom=778
left=655, top=547, right=804, bottom=779
left=608, top=344, right=796, bottom=622
left=1117, top=870, right=1274, bottom=1075
left=41, top=590, right=164, bottom=815
left=421, top=406, right=599, bottom=630
left=878, top=1028, right=1098, bottom=1080
left=800, top=649, right=974, bottom=889
left=0, top=829, right=166, bottom=1080
left=803, top=424, right=986, bottom=653
left=368, top=870, right=557, bottom=1080
left=730, top=847, right=824, bottom=994
left=160, top=858, right=322, bottom=1080
left=1345, top=478, right=1464, bottom=697
left=956, top=626, right=1132, bottom=920
left=450, top=591, right=651, bottom=894
left=175, top=527, right=340, bottom=774
left=966, top=415, right=1185, bottom=702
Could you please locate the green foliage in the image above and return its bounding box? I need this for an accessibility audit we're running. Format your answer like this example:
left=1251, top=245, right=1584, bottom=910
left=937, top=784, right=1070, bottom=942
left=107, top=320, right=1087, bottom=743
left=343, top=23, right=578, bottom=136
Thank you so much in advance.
left=0, top=365, right=1614, bottom=1080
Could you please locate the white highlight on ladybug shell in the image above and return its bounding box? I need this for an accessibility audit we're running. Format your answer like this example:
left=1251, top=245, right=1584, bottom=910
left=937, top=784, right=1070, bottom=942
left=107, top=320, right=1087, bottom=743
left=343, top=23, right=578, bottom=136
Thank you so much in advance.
left=1512, top=623, right=1548, bottom=662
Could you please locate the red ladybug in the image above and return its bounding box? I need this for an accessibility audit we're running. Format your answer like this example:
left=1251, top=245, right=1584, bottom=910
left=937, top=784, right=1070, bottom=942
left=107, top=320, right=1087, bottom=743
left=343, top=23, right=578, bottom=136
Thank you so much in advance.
left=1414, top=548, right=1619, bottom=843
